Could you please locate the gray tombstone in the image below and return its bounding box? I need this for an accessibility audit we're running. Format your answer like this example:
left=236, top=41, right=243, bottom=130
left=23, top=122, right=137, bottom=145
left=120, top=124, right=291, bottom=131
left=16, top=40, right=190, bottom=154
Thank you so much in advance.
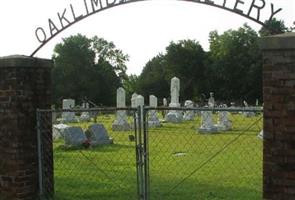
left=166, top=77, right=183, bottom=123
left=198, top=107, right=218, bottom=134
left=112, top=87, right=131, bottom=131
left=63, top=126, right=88, bottom=146
left=80, top=102, right=90, bottom=122
left=148, top=95, right=161, bottom=127
left=86, top=124, right=113, bottom=145
left=183, top=100, right=195, bottom=121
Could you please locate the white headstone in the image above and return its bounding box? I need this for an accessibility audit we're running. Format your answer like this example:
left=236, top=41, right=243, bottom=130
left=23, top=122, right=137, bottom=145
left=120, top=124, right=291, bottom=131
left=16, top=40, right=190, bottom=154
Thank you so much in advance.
left=112, top=87, right=131, bottom=131
left=163, top=98, right=168, bottom=107
left=183, top=100, right=195, bottom=121
left=131, top=93, right=138, bottom=108
left=63, top=126, right=88, bottom=146
left=256, top=99, right=259, bottom=106
left=215, top=104, right=232, bottom=131
left=52, top=123, right=70, bottom=140
left=62, top=99, right=77, bottom=122
left=166, top=77, right=183, bottom=123
left=148, top=95, right=161, bottom=127
left=208, top=92, right=215, bottom=108
left=258, top=130, right=263, bottom=139
left=169, top=77, right=180, bottom=107
left=135, top=95, right=144, bottom=107
left=87, top=124, right=113, bottom=145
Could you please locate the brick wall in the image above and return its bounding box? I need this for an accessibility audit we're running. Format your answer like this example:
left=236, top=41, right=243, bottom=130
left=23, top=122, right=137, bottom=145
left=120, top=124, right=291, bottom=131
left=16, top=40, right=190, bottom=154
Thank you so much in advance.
left=261, top=33, right=295, bottom=199
left=0, top=55, right=53, bottom=200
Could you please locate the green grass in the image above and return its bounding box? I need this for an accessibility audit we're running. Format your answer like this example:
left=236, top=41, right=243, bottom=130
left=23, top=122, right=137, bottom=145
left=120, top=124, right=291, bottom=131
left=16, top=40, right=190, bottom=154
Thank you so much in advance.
left=51, top=113, right=262, bottom=200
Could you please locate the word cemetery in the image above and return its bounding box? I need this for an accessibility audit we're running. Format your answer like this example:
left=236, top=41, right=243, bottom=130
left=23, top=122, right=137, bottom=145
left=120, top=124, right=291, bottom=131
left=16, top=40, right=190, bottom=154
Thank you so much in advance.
left=32, top=0, right=282, bottom=56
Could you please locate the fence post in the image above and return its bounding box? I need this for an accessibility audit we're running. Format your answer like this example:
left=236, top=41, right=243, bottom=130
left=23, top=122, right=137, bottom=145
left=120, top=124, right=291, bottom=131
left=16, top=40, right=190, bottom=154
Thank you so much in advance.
left=143, top=107, right=149, bottom=200
left=0, top=55, right=53, bottom=200
left=261, top=33, right=295, bottom=199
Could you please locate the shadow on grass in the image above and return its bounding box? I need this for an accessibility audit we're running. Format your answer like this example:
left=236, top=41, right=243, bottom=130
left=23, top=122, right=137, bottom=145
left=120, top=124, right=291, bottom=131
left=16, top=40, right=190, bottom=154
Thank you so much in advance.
left=52, top=175, right=137, bottom=200
left=54, top=143, right=135, bottom=152
left=149, top=177, right=262, bottom=200
left=49, top=175, right=261, bottom=200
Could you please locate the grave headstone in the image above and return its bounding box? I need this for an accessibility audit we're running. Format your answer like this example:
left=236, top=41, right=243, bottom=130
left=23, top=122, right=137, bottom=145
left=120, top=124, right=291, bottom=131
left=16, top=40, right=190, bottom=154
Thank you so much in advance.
left=80, top=102, right=90, bottom=122
left=52, top=123, right=70, bottom=140
left=163, top=98, right=168, bottom=107
left=63, top=126, right=88, bottom=146
left=62, top=99, right=77, bottom=123
left=258, top=130, right=264, bottom=139
left=131, top=93, right=138, bottom=108
left=215, top=104, right=232, bottom=131
left=198, top=108, right=218, bottom=133
left=183, top=100, right=195, bottom=121
left=148, top=95, right=161, bottom=127
left=243, top=100, right=255, bottom=117
left=208, top=92, right=215, bottom=108
left=166, top=77, right=183, bottom=123
left=135, top=95, right=145, bottom=128
left=112, top=87, right=131, bottom=131
left=86, top=124, right=113, bottom=145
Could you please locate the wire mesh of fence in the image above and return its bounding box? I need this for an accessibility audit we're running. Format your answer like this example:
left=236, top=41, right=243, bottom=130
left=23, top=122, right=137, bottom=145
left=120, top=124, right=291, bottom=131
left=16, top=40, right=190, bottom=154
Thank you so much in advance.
left=36, top=106, right=263, bottom=200
left=144, top=106, right=263, bottom=200
left=37, top=108, right=139, bottom=200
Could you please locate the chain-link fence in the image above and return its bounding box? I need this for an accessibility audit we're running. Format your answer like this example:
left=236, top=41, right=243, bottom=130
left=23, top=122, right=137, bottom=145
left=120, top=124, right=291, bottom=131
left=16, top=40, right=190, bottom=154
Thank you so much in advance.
left=37, top=106, right=263, bottom=200
left=144, top=107, right=263, bottom=200
left=37, top=108, right=140, bottom=200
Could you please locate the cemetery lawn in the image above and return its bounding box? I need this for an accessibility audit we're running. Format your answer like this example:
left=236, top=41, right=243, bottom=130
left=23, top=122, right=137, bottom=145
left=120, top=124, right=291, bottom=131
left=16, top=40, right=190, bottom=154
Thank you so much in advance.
left=52, top=113, right=262, bottom=200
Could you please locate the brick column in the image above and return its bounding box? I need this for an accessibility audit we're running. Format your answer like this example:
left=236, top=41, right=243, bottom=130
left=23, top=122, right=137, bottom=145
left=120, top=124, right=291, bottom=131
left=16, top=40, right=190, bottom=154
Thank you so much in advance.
left=261, top=33, right=295, bottom=199
left=0, top=55, right=53, bottom=200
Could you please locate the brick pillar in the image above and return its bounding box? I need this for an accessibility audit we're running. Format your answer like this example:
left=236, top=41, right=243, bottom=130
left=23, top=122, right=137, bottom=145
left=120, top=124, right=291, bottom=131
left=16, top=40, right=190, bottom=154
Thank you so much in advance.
left=0, top=55, right=53, bottom=200
left=261, top=33, right=295, bottom=199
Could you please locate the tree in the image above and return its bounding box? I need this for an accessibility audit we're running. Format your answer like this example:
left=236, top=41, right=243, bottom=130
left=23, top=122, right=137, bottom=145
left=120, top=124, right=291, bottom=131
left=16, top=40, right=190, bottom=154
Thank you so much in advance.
left=137, top=54, right=170, bottom=101
left=136, top=40, right=208, bottom=102
left=163, top=40, right=208, bottom=101
left=122, top=74, right=139, bottom=103
left=52, top=34, right=128, bottom=106
left=259, top=18, right=287, bottom=37
left=209, top=24, right=262, bottom=103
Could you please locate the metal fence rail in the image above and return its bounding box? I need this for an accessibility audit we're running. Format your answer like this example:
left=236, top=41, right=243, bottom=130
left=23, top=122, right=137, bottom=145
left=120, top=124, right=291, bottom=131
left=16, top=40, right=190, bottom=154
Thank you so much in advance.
left=36, top=106, right=263, bottom=200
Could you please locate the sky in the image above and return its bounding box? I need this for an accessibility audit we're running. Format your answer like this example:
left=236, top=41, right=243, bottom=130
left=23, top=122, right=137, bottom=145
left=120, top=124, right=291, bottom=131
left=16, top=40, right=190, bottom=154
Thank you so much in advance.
left=0, top=0, right=294, bottom=75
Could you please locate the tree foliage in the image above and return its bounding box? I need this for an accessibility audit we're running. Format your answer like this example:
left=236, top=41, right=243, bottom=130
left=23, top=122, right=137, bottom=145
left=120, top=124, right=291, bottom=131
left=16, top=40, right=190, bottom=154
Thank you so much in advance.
left=208, top=24, right=262, bottom=103
left=136, top=40, right=208, bottom=102
left=259, top=18, right=287, bottom=36
left=136, top=24, right=263, bottom=104
left=52, top=34, right=128, bottom=106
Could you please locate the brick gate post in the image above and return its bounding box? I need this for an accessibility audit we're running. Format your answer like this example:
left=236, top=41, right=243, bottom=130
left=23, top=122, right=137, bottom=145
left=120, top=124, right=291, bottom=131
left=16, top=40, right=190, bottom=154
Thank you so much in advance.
left=0, top=55, right=53, bottom=200
left=261, top=33, right=295, bottom=199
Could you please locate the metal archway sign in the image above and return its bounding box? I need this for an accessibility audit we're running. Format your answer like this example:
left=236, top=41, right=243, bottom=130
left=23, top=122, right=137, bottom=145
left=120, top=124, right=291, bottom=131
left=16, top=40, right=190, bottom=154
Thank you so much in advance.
left=31, top=0, right=283, bottom=57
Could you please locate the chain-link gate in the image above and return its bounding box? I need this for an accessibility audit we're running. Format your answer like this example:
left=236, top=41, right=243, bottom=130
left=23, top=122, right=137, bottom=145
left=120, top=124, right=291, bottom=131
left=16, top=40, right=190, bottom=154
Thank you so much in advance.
left=37, top=106, right=262, bottom=200
left=143, top=106, right=263, bottom=200
left=36, top=107, right=146, bottom=200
